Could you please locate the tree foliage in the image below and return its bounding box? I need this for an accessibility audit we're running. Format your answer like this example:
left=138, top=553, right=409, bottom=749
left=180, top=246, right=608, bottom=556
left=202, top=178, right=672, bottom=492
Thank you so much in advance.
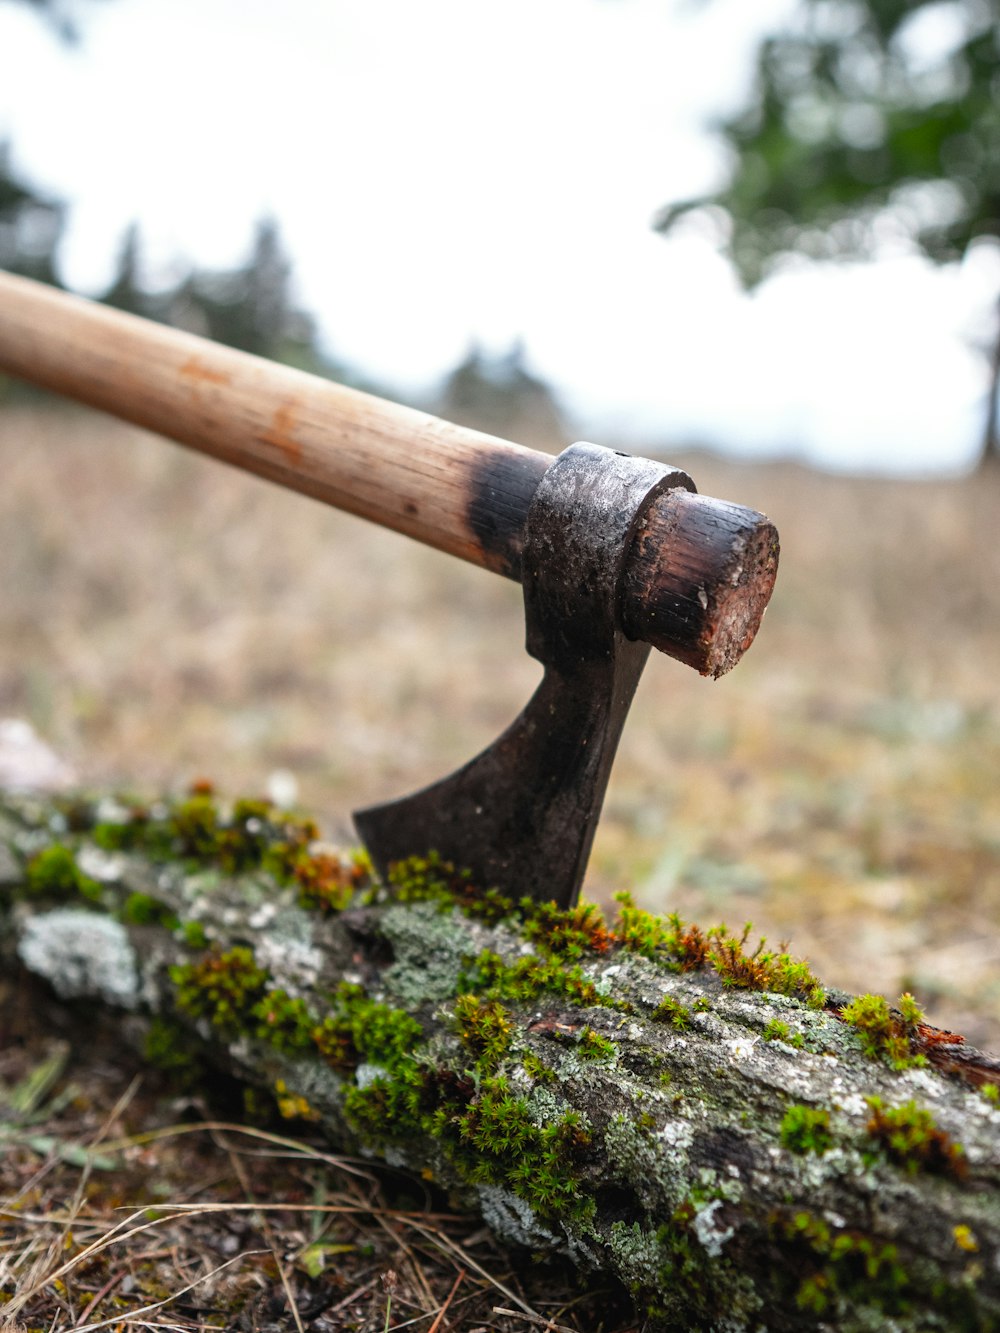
left=658, top=0, right=1000, bottom=465
left=658, top=0, right=999, bottom=284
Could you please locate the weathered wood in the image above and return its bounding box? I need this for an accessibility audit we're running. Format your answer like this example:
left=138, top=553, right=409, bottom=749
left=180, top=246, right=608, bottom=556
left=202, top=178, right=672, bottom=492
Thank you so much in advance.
left=0, top=271, right=776, bottom=677
left=2, top=790, right=999, bottom=1331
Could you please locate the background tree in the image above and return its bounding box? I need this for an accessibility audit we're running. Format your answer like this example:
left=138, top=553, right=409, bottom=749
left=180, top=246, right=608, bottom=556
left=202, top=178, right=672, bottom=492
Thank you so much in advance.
left=657, top=0, right=1000, bottom=468
left=437, top=340, right=569, bottom=449
left=1, top=0, right=104, bottom=43
left=0, top=143, right=65, bottom=287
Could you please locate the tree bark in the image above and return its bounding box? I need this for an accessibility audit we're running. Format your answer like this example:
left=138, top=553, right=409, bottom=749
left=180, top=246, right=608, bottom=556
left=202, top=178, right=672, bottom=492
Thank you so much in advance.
left=3, top=789, right=1000, bottom=1332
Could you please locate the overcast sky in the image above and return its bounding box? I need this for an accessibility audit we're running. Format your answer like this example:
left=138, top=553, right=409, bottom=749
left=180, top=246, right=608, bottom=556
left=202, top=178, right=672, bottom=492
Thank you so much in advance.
left=0, top=0, right=996, bottom=473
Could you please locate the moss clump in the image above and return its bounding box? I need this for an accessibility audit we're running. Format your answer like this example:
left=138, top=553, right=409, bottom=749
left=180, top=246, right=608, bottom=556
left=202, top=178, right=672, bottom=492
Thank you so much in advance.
left=522, top=1052, right=556, bottom=1083
left=119, top=891, right=179, bottom=929
left=613, top=1200, right=749, bottom=1328
left=459, top=1079, right=593, bottom=1218
left=865, top=1097, right=967, bottom=1179
left=250, top=988, right=316, bottom=1053
left=287, top=848, right=361, bottom=913
left=839, top=993, right=926, bottom=1070
left=651, top=995, right=692, bottom=1030
left=180, top=919, right=208, bottom=950
left=23, top=844, right=102, bottom=903
left=388, top=857, right=618, bottom=966
left=708, top=924, right=824, bottom=1005
left=780, top=1104, right=833, bottom=1155
left=94, top=784, right=369, bottom=917
left=763, top=1018, right=805, bottom=1048
left=451, top=995, right=514, bottom=1069
left=520, top=898, right=616, bottom=959
left=387, top=853, right=514, bottom=924
left=342, top=1038, right=594, bottom=1219
left=577, top=1027, right=617, bottom=1061
left=143, top=1016, right=205, bottom=1085
left=774, top=1210, right=910, bottom=1317
left=613, top=895, right=823, bottom=1007
left=614, top=894, right=709, bottom=968
left=459, top=948, right=628, bottom=1012
left=170, top=946, right=269, bottom=1032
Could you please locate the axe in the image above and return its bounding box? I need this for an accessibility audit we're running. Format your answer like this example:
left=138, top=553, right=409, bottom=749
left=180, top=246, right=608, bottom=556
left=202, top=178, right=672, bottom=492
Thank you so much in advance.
left=0, top=271, right=778, bottom=907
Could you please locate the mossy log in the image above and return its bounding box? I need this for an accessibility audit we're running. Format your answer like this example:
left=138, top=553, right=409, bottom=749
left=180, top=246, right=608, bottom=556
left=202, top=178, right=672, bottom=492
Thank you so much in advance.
left=3, top=788, right=1000, bottom=1331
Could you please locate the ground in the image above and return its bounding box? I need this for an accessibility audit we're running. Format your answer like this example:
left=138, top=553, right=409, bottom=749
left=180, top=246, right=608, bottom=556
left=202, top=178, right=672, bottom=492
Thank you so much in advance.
left=1, top=401, right=999, bottom=1328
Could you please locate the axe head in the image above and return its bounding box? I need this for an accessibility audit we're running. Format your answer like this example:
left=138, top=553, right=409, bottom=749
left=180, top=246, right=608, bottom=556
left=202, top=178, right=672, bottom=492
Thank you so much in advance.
left=354, top=443, right=693, bottom=909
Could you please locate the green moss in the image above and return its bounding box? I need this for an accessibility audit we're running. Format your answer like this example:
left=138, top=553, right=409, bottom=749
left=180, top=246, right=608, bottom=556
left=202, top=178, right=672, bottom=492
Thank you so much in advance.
left=344, top=1054, right=595, bottom=1221
left=23, top=844, right=102, bottom=903
left=520, top=898, right=616, bottom=959
left=459, top=948, right=628, bottom=1011
left=865, top=1097, right=967, bottom=1179
left=611, top=1202, right=752, bottom=1328
left=170, top=946, right=270, bottom=1032
left=763, top=1018, right=805, bottom=1047
left=387, top=853, right=513, bottom=924
left=143, top=1016, right=204, bottom=1085
left=250, top=988, right=316, bottom=1053
left=780, top=1104, right=833, bottom=1155
left=775, top=1210, right=910, bottom=1317
left=93, top=807, right=171, bottom=857
left=347, top=991, right=424, bottom=1066
left=651, top=996, right=692, bottom=1030
left=614, top=893, right=708, bottom=967
left=613, top=895, right=822, bottom=1006
left=981, top=1083, right=999, bottom=1106
left=118, top=891, right=179, bottom=930
left=451, top=994, right=514, bottom=1070
left=522, top=1052, right=556, bottom=1083
left=86, top=785, right=367, bottom=919
left=840, top=993, right=927, bottom=1070
left=180, top=919, right=208, bottom=949
left=708, top=923, right=824, bottom=1005
left=456, top=1076, right=593, bottom=1218
left=577, top=1026, right=617, bottom=1061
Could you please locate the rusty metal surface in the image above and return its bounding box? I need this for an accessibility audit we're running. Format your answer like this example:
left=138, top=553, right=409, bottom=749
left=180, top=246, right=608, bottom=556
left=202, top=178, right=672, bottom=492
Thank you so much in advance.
left=354, top=443, right=693, bottom=907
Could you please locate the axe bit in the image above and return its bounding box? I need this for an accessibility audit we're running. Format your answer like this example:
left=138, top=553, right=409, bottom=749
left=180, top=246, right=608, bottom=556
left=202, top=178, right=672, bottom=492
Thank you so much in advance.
left=0, top=271, right=779, bottom=907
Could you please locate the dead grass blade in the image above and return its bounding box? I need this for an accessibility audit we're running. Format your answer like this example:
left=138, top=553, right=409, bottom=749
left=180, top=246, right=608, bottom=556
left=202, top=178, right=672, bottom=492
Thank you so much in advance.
left=68, top=1249, right=266, bottom=1332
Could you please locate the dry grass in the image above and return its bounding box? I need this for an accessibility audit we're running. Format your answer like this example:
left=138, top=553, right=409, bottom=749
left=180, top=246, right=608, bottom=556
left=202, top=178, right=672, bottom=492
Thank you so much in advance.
left=1, top=978, right=635, bottom=1331
left=1, top=402, right=999, bottom=1057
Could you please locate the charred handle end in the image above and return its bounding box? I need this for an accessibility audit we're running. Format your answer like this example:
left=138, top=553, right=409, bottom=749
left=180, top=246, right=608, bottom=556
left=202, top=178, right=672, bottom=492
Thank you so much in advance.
left=621, top=489, right=779, bottom=678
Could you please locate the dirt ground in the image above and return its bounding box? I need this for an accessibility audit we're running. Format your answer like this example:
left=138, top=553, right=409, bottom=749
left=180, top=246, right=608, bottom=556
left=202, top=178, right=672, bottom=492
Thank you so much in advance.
left=1, top=403, right=998, bottom=1048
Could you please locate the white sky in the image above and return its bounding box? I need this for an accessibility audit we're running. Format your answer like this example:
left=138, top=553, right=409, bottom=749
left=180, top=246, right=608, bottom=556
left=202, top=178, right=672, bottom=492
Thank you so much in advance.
left=0, top=0, right=996, bottom=473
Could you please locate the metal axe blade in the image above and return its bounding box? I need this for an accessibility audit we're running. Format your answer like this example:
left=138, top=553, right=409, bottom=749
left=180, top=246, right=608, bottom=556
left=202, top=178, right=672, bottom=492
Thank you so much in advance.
left=354, top=443, right=694, bottom=907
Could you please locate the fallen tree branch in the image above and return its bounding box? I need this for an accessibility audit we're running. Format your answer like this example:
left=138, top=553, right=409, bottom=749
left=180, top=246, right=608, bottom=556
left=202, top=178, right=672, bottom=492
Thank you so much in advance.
left=2, top=787, right=999, bottom=1331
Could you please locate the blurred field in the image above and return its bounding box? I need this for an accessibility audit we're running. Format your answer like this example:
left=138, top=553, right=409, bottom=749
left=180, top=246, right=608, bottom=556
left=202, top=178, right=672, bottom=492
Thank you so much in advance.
left=2, top=404, right=999, bottom=1047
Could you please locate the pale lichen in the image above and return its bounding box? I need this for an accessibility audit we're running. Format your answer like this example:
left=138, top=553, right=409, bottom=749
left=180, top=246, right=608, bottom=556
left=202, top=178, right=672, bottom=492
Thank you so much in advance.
left=17, top=908, right=140, bottom=1010
left=477, top=1184, right=560, bottom=1249
left=379, top=901, right=476, bottom=1005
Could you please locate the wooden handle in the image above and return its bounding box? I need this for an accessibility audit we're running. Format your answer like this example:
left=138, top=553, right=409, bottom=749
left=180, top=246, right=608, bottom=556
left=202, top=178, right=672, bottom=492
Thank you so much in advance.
left=0, top=270, right=777, bottom=676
